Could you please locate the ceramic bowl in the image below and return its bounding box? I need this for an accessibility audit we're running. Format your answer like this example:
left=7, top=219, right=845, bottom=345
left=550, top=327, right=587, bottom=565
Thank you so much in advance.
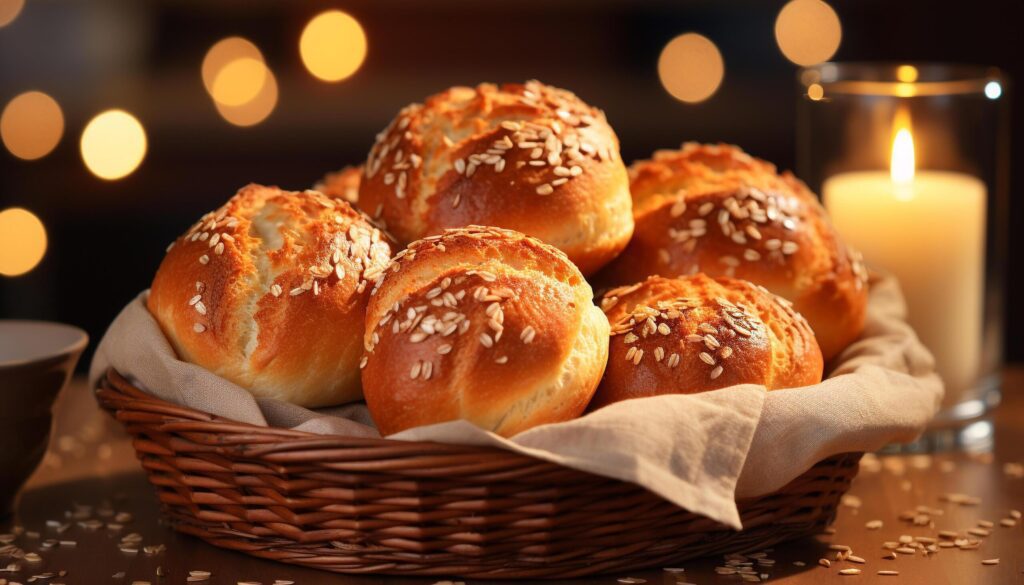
left=0, top=320, right=88, bottom=517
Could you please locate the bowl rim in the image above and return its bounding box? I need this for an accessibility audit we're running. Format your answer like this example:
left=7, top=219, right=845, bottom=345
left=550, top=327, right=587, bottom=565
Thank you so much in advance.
left=0, top=320, right=89, bottom=369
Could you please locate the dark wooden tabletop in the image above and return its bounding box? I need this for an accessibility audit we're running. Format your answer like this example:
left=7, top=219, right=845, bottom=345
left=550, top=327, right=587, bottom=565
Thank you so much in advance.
left=3, top=369, right=1024, bottom=585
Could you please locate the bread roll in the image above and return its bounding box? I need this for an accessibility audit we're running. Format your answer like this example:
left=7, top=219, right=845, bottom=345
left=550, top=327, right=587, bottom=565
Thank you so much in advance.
left=358, top=80, right=634, bottom=275
left=314, top=165, right=361, bottom=205
left=593, top=274, right=823, bottom=409
left=600, top=143, right=868, bottom=360
left=148, top=184, right=392, bottom=407
left=362, top=225, right=609, bottom=437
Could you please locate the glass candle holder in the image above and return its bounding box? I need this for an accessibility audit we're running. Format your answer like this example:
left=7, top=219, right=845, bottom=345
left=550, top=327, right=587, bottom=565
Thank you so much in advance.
left=797, top=63, right=1008, bottom=426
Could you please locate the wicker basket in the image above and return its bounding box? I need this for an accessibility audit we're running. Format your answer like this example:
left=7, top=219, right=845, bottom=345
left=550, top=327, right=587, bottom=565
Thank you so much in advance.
left=96, top=368, right=861, bottom=579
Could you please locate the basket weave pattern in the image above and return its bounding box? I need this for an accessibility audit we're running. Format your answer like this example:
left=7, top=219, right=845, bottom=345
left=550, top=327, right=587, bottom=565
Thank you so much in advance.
left=97, top=369, right=861, bottom=579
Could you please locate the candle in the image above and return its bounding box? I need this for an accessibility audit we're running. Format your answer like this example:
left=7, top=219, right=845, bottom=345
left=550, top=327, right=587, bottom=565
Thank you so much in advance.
left=823, top=125, right=986, bottom=407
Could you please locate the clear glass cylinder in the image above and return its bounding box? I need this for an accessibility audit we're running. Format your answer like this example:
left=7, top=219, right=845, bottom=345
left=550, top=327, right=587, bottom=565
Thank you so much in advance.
left=797, top=63, right=1009, bottom=426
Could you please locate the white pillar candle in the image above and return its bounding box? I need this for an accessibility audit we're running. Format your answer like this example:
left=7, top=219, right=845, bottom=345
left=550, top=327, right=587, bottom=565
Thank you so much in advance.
left=823, top=155, right=986, bottom=407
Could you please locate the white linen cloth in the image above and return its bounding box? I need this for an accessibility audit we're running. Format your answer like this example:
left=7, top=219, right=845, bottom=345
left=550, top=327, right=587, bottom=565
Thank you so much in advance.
left=90, top=275, right=942, bottom=529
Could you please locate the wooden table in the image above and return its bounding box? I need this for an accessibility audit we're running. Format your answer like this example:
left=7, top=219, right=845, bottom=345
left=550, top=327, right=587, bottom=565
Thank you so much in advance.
left=3, top=370, right=1024, bottom=585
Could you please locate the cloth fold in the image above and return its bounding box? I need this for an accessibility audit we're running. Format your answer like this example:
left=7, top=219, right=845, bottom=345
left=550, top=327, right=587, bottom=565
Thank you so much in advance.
left=89, top=275, right=942, bottom=530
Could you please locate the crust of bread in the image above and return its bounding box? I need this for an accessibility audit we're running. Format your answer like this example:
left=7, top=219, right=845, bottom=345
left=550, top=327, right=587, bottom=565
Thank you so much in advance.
left=362, top=225, right=609, bottom=436
left=593, top=274, right=823, bottom=409
left=148, top=184, right=392, bottom=407
left=600, top=143, right=868, bottom=359
left=358, top=81, right=633, bottom=275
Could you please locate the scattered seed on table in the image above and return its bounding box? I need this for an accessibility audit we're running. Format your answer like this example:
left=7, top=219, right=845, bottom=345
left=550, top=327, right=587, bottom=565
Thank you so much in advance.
left=878, top=570, right=899, bottom=576
left=865, top=520, right=883, bottom=530
left=982, top=559, right=1000, bottom=565
left=819, top=558, right=831, bottom=567
left=839, top=568, right=862, bottom=575
left=829, top=544, right=852, bottom=552
left=847, top=555, right=866, bottom=564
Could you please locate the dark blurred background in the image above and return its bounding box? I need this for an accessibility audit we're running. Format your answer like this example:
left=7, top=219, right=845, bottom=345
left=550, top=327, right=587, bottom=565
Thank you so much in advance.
left=1, top=0, right=1021, bottom=370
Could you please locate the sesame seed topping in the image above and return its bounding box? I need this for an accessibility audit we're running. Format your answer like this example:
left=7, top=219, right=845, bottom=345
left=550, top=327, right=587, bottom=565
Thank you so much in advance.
left=193, top=323, right=205, bottom=333
left=698, top=352, right=715, bottom=366
left=521, top=326, right=536, bottom=344
left=536, top=184, right=554, bottom=195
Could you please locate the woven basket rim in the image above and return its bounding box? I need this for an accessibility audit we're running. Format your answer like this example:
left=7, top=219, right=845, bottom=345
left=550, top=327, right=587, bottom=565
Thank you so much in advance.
left=98, top=368, right=860, bottom=500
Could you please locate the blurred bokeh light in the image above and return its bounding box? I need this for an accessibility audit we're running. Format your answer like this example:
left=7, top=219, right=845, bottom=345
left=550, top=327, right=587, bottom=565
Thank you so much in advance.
left=986, top=80, right=1002, bottom=100
left=80, top=110, right=147, bottom=180
left=202, top=37, right=264, bottom=95
left=211, top=57, right=268, bottom=107
left=299, top=10, right=367, bottom=82
left=657, top=33, right=724, bottom=104
left=896, top=65, right=919, bottom=83
left=215, top=66, right=279, bottom=127
left=0, top=0, right=23, bottom=28
left=0, top=207, right=47, bottom=277
left=807, top=83, right=824, bottom=101
left=1, top=91, right=64, bottom=160
left=775, top=0, right=841, bottom=66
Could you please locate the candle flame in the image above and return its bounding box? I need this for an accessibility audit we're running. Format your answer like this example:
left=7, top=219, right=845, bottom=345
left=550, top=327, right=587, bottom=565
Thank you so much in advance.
left=890, top=128, right=915, bottom=186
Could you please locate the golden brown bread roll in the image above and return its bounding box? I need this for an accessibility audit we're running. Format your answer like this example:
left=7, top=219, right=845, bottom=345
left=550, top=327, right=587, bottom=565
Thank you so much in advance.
left=600, top=143, right=868, bottom=360
left=148, top=184, right=392, bottom=407
left=362, top=225, right=609, bottom=437
left=358, top=80, right=634, bottom=275
left=314, top=165, right=361, bottom=205
left=593, top=274, right=823, bottom=409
